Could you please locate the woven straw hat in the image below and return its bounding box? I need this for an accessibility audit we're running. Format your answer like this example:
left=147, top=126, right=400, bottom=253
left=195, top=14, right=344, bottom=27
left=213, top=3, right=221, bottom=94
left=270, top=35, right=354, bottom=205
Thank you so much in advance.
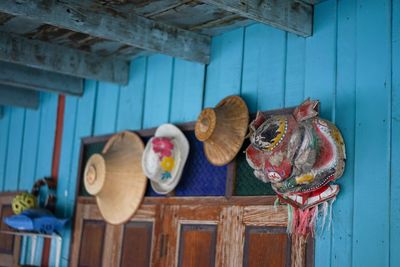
left=195, top=95, right=249, bottom=166
left=84, top=131, right=147, bottom=225
left=142, top=124, right=189, bottom=194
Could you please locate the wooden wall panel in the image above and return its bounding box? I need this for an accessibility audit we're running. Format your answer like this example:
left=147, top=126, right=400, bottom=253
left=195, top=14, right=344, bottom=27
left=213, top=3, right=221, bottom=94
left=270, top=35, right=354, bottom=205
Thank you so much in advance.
left=78, top=220, right=106, bottom=267
left=52, top=80, right=97, bottom=267
left=178, top=224, right=217, bottom=267
left=120, top=222, right=153, bottom=267
left=242, top=25, right=286, bottom=111
left=304, top=2, right=337, bottom=266
left=243, top=227, right=290, bottom=267
left=170, top=59, right=205, bottom=123
left=204, top=28, right=244, bottom=107
left=117, top=58, right=147, bottom=131
left=330, top=0, right=356, bottom=266
left=391, top=0, right=400, bottom=266
left=143, top=55, right=174, bottom=128
left=353, top=0, right=391, bottom=266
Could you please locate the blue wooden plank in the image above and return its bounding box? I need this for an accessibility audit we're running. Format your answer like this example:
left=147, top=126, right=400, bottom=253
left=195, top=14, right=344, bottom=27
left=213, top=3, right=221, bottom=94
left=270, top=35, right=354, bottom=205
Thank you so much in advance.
left=353, top=0, right=391, bottom=266
left=170, top=59, right=205, bottom=123
left=285, top=33, right=305, bottom=107
left=0, top=107, right=10, bottom=191
left=204, top=28, right=244, bottom=107
left=303, top=1, right=337, bottom=266
left=49, top=80, right=97, bottom=267
left=330, top=0, right=356, bottom=266
left=31, top=93, right=58, bottom=266
left=241, top=24, right=286, bottom=112
left=94, top=82, right=120, bottom=135
left=19, top=108, right=41, bottom=190
left=143, top=55, right=174, bottom=128
left=117, top=57, right=147, bottom=131
left=391, top=1, right=400, bottom=266
left=3, top=107, right=26, bottom=191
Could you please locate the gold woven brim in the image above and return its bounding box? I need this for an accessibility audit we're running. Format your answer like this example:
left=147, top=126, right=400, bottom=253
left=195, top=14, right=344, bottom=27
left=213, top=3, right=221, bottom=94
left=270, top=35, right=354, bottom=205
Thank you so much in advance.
left=202, top=96, right=249, bottom=166
left=85, top=131, right=147, bottom=225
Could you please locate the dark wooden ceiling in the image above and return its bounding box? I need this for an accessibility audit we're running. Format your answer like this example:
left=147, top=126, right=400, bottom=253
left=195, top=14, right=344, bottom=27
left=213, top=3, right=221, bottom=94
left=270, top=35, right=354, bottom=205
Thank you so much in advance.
left=0, top=0, right=320, bottom=112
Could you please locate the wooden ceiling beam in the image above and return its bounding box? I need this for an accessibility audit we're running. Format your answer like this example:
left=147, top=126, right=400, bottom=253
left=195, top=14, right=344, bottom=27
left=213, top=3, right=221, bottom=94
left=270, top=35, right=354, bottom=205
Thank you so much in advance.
left=0, top=61, right=83, bottom=96
left=0, top=0, right=211, bottom=64
left=0, top=32, right=129, bottom=84
left=199, top=0, right=313, bottom=37
left=0, top=84, right=39, bottom=110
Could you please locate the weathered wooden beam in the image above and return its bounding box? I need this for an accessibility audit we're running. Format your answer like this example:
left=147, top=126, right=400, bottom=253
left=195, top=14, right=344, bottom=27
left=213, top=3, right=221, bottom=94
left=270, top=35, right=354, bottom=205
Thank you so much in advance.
left=0, top=32, right=129, bottom=84
left=0, top=0, right=211, bottom=63
left=0, top=61, right=83, bottom=96
left=0, top=84, right=39, bottom=110
left=300, top=0, right=324, bottom=4
left=199, top=0, right=312, bottom=37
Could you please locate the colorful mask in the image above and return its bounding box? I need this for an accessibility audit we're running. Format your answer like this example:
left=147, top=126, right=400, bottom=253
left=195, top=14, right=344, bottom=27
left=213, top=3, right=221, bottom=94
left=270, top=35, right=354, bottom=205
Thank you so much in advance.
left=246, top=99, right=346, bottom=234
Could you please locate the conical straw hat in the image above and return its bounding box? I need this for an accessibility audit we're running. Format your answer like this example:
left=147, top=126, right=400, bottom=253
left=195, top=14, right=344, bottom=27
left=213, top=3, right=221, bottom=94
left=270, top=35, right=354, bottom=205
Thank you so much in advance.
left=84, top=131, right=147, bottom=225
left=195, top=95, right=249, bottom=166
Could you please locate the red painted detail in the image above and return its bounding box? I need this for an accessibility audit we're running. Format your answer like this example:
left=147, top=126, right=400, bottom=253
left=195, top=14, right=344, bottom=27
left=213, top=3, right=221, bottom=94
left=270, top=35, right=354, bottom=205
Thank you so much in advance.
left=41, top=95, right=65, bottom=267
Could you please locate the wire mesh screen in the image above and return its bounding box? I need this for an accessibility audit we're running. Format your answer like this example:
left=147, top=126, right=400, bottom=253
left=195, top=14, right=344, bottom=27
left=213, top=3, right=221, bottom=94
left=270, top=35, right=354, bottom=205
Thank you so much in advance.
left=79, top=130, right=227, bottom=197
left=234, top=140, right=276, bottom=196
left=145, top=131, right=227, bottom=196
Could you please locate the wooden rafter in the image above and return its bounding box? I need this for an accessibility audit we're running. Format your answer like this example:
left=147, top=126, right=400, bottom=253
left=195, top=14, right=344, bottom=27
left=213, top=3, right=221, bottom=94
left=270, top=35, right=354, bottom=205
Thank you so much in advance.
left=199, top=0, right=313, bottom=37
left=0, top=32, right=129, bottom=84
left=0, top=62, right=83, bottom=96
left=0, top=0, right=211, bottom=63
left=0, top=84, right=39, bottom=110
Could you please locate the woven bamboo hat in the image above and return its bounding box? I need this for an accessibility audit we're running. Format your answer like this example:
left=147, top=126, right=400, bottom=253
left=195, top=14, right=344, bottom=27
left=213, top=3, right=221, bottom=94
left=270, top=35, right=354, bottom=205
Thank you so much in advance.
left=84, top=131, right=147, bottom=225
left=195, top=95, right=249, bottom=166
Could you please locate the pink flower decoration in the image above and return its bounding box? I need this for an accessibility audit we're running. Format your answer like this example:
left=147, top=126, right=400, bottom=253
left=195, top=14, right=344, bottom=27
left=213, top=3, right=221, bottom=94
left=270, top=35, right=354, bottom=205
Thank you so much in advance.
left=152, top=137, right=174, bottom=158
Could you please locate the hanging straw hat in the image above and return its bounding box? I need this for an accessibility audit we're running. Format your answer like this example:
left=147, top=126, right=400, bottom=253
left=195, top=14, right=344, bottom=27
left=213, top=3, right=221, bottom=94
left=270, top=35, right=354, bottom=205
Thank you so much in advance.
left=142, top=124, right=189, bottom=194
left=84, top=131, right=147, bottom=225
left=195, top=95, right=249, bottom=166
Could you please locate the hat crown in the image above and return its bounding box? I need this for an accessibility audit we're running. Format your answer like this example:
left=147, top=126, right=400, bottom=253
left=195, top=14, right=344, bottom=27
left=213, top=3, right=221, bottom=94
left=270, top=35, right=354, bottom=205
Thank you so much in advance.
left=195, top=108, right=216, bottom=141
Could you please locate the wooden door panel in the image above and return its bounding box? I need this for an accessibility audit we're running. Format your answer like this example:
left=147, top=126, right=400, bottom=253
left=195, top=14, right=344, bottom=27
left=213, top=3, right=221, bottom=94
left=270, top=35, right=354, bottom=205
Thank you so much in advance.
left=243, top=227, right=290, bottom=267
left=78, top=220, right=106, bottom=267
left=120, top=221, right=153, bottom=267
left=178, top=224, right=217, bottom=267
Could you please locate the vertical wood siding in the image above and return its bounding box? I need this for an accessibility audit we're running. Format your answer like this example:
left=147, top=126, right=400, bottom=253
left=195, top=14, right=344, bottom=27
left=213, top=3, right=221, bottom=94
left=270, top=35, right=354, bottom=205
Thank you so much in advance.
left=0, top=0, right=399, bottom=266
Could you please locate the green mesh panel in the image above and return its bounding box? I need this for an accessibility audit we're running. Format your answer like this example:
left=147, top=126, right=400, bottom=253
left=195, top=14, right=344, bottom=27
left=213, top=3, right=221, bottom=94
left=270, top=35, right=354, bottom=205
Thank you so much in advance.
left=234, top=140, right=276, bottom=196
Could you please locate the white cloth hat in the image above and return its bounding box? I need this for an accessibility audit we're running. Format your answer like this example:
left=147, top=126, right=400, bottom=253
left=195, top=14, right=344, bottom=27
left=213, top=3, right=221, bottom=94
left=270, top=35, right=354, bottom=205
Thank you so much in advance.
left=142, top=124, right=189, bottom=194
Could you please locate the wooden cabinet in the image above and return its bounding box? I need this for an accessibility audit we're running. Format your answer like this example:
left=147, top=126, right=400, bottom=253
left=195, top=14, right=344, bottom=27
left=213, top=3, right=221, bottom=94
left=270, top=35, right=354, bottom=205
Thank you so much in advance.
left=70, top=197, right=313, bottom=267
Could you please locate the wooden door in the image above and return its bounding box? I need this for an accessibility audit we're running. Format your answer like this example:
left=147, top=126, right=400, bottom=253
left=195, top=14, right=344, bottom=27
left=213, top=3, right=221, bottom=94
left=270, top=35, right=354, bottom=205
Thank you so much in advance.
left=0, top=193, right=21, bottom=267
left=70, top=197, right=312, bottom=267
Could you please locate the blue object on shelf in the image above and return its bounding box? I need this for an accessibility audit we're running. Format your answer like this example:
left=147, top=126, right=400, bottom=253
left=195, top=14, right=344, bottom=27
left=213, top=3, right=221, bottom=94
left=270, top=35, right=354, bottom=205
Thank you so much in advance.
left=3, top=208, right=68, bottom=235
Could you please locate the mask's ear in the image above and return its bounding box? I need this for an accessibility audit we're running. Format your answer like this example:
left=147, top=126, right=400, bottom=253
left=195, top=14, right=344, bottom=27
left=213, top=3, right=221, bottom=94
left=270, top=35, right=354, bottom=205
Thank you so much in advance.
left=246, top=111, right=266, bottom=138
left=293, top=99, right=319, bottom=122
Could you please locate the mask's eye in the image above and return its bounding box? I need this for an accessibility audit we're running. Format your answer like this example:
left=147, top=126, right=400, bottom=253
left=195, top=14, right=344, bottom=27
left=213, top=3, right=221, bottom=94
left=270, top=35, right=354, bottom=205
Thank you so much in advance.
left=253, top=116, right=288, bottom=151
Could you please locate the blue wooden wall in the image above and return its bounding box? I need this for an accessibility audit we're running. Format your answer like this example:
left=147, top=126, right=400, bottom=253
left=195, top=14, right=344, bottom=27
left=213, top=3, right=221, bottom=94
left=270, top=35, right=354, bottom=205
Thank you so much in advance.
left=0, top=0, right=399, bottom=266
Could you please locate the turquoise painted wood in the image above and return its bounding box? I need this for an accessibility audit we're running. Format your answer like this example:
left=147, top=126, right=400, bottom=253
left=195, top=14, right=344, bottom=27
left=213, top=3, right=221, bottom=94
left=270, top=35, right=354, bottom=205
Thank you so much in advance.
left=117, top=58, right=147, bottom=131
left=304, top=1, right=337, bottom=266
left=1, top=0, right=400, bottom=266
left=391, top=0, right=400, bottom=266
left=331, top=0, right=356, bottom=266
left=143, top=55, right=174, bottom=128
left=170, top=59, right=205, bottom=123
left=353, top=0, right=391, bottom=266
left=204, top=28, right=244, bottom=107
left=242, top=24, right=286, bottom=111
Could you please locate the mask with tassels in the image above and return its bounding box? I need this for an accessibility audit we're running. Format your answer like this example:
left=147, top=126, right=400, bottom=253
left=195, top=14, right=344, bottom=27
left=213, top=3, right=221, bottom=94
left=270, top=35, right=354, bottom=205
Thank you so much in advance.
left=245, top=99, right=346, bottom=235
